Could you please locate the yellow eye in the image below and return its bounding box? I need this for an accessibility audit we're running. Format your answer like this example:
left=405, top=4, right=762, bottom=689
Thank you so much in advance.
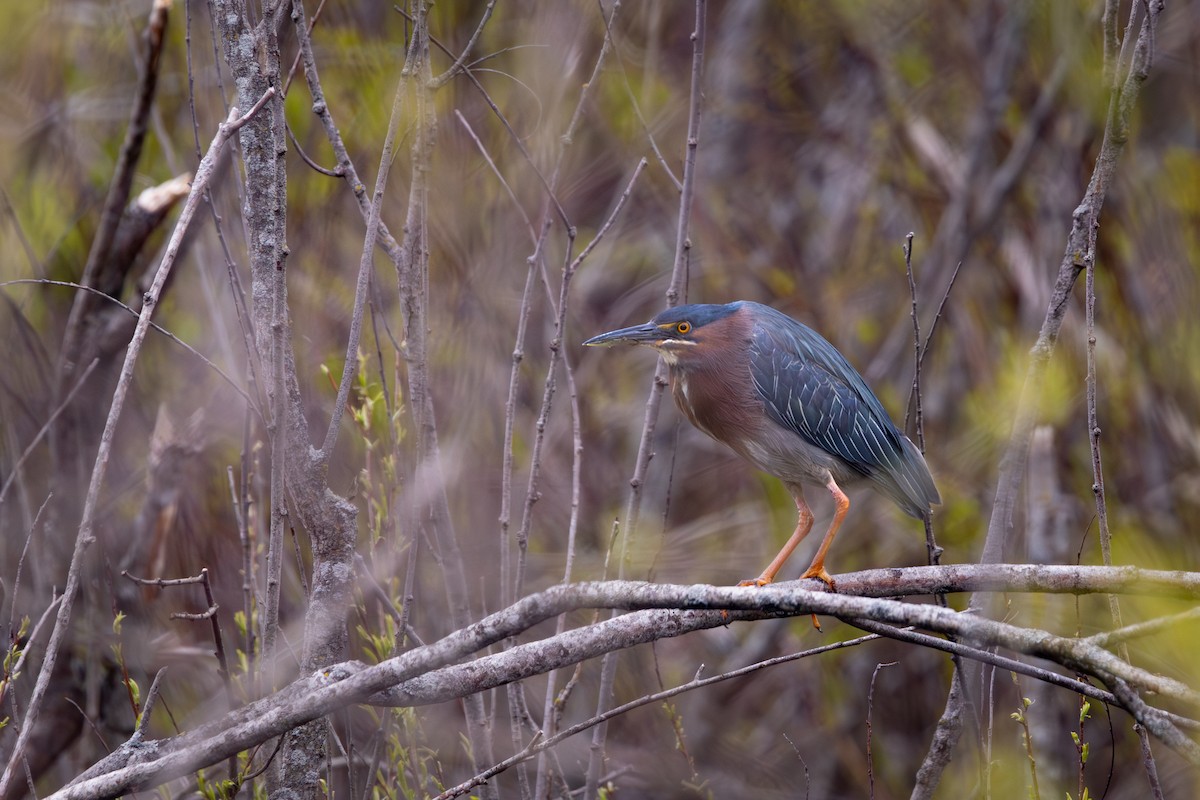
left=676, top=321, right=691, bottom=335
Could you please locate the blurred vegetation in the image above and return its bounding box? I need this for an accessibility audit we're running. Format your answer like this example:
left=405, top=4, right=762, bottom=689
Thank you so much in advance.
left=1, top=1, right=1199, bottom=798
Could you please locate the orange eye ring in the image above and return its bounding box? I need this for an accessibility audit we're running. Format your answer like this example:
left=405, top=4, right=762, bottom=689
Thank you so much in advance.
left=676, top=321, right=691, bottom=334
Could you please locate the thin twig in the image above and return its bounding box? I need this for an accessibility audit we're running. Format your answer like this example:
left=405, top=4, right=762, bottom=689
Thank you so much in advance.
left=293, top=0, right=406, bottom=268
left=587, top=4, right=705, bottom=795
left=903, top=233, right=924, bottom=447
left=439, top=632, right=883, bottom=800
left=1084, top=93, right=1166, bottom=784
left=133, top=668, right=167, bottom=739
left=392, top=4, right=572, bottom=232
left=389, top=7, right=499, bottom=790
left=57, top=0, right=171, bottom=392
left=515, top=159, right=647, bottom=600
left=0, top=593, right=62, bottom=712
left=3, top=497, right=51, bottom=656
left=598, top=4, right=681, bottom=190
left=453, top=110, right=537, bottom=244
left=0, top=280, right=255, bottom=413
left=318, top=54, right=407, bottom=467
left=0, top=93, right=274, bottom=798
left=286, top=121, right=343, bottom=177
left=867, top=661, right=897, bottom=800
left=1085, top=606, right=1200, bottom=650
left=430, top=0, right=497, bottom=88
left=0, top=359, right=97, bottom=507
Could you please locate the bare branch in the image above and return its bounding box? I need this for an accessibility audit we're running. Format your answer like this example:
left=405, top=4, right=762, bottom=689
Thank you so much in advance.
left=57, top=0, right=171, bottom=391
left=47, top=565, right=1200, bottom=798
left=0, top=93, right=273, bottom=799
left=430, top=0, right=497, bottom=88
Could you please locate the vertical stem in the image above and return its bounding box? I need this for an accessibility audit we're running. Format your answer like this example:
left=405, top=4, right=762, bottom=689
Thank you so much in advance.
left=584, top=4, right=706, bottom=798
left=912, top=5, right=1161, bottom=797
left=0, top=99, right=266, bottom=799
left=392, top=5, right=499, bottom=793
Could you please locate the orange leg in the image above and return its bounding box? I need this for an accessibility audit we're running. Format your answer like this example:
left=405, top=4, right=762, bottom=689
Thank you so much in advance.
left=739, top=484, right=815, bottom=587
left=730, top=479, right=848, bottom=631
left=799, top=476, right=850, bottom=589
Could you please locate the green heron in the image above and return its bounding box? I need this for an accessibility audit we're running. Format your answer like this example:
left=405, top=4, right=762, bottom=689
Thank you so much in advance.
left=584, top=301, right=939, bottom=590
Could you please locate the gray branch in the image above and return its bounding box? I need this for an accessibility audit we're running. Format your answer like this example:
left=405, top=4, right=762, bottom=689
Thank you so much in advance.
left=48, top=564, right=1200, bottom=799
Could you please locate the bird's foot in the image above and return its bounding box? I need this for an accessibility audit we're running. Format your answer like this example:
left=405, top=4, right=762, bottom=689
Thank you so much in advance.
left=799, top=565, right=836, bottom=591
left=798, top=566, right=835, bottom=631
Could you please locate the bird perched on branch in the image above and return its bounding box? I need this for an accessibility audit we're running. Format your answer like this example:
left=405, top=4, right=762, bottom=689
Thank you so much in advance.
left=585, top=301, right=939, bottom=593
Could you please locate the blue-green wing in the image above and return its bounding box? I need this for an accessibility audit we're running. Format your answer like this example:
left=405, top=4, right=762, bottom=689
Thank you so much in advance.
left=744, top=304, right=938, bottom=518
left=748, top=322, right=902, bottom=477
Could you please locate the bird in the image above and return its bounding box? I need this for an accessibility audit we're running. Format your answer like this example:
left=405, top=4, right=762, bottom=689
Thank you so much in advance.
left=584, top=300, right=939, bottom=594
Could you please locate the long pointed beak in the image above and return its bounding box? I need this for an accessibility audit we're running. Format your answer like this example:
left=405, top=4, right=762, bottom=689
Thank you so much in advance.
left=582, top=322, right=660, bottom=347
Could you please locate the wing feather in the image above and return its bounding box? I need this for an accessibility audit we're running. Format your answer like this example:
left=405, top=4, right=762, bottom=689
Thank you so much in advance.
left=748, top=317, right=905, bottom=478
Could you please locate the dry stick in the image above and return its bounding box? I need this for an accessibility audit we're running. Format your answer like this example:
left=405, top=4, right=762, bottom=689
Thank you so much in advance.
left=504, top=0, right=626, bottom=635
left=454, top=111, right=538, bottom=243
left=57, top=0, right=170, bottom=388
left=845, top=617, right=1151, bottom=719
left=390, top=7, right=499, bottom=792
left=901, top=235, right=946, bottom=581
left=290, top=0, right=429, bottom=664
left=0, top=94, right=273, bottom=799
left=585, top=4, right=706, bottom=796
left=871, top=27, right=1067, bottom=387
left=1110, top=678, right=1200, bottom=766
left=2, top=496, right=51, bottom=655
left=506, top=161, right=646, bottom=797
left=286, top=122, right=342, bottom=177
left=396, top=49, right=592, bottom=777
left=916, top=261, right=962, bottom=381
left=121, top=568, right=235, bottom=701
left=913, top=6, right=1160, bottom=798
left=239, top=413, right=259, bottom=699
left=429, top=0, right=498, bottom=88
left=0, top=186, right=42, bottom=276
left=207, top=8, right=290, bottom=729
left=599, top=5, right=681, bottom=190
left=282, top=0, right=329, bottom=96
left=980, top=0, right=1157, bottom=569
left=1086, top=221, right=1164, bottom=793
left=360, top=578, right=1200, bottom=714
left=456, top=109, right=540, bottom=636
left=0, top=592, right=61, bottom=716
left=865, top=5, right=1022, bottom=380
left=293, top=0, right=405, bottom=266
left=866, top=661, right=897, bottom=800
left=438, top=633, right=886, bottom=800
left=903, top=233, right=926, bottom=449
left=444, top=1, right=633, bottom=791
left=226, top=463, right=255, bottom=676
left=1084, top=605, right=1200, bottom=650
left=515, top=160, right=648, bottom=602
left=50, top=568, right=1200, bottom=800
left=188, top=0, right=270, bottom=419
left=531, top=338, right=587, bottom=790
left=395, top=4, right=574, bottom=233
left=453, top=124, right=545, bottom=770
left=317, top=38, right=408, bottom=468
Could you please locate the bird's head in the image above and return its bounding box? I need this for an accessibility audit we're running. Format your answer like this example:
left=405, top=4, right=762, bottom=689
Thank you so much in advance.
left=583, top=303, right=742, bottom=367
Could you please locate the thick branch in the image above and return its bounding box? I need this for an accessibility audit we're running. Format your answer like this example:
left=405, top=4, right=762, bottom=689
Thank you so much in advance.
left=51, top=565, right=1200, bottom=798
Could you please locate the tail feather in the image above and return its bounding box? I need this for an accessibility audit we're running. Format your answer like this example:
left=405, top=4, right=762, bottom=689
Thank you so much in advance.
left=874, top=434, right=940, bottom=520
